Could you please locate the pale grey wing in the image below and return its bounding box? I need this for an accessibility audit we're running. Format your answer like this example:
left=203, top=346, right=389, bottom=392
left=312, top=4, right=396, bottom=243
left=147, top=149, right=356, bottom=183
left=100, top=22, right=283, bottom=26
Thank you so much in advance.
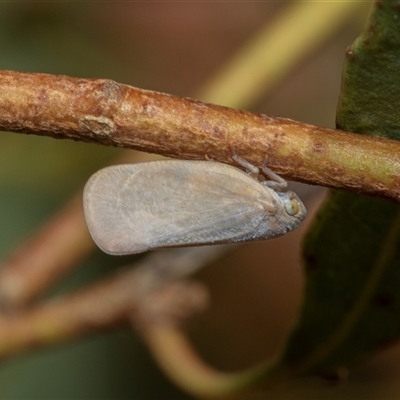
left=83, top=161, right=274, bottom=255
left=83, top=165, right=142, bottom=254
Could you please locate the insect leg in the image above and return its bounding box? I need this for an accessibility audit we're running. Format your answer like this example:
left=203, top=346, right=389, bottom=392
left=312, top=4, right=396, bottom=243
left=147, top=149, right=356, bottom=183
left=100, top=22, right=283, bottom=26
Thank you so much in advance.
left=232, top=150, right=287, bottom=191
left=261, top=159, right=287, bottom=191
left=232, top=151, right=259, bottom=179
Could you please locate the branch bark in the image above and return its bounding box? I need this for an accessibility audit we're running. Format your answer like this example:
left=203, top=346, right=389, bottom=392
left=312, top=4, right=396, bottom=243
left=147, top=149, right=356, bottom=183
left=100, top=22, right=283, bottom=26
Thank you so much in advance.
left=0, top=247, right=226, bottom=358
left=0, top=195, right=93, bottom=309
left=0, top=70, right=399, bottom=201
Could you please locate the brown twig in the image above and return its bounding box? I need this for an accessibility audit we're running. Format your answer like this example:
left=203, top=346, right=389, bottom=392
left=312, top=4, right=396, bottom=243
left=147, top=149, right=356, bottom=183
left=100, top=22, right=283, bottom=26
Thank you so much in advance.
left=0, top=247, right=227, bottom=358
left=0, top=195, right=93, bottom=309
left=0, top=70, right=399, bottom=201
left=0, top=150, right=164, bottom=309
left=0, top=267, right=138, bottom=357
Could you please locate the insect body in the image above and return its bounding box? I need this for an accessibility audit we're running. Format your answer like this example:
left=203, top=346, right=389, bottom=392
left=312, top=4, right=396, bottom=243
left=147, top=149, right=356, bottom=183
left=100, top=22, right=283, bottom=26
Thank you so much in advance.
left=83, top=156, right=307, bottom=255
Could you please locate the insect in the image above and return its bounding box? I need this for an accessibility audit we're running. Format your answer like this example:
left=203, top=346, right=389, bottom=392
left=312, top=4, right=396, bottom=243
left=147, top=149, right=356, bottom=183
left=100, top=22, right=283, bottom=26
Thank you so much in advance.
left=83, top=154, right=307, bottom=255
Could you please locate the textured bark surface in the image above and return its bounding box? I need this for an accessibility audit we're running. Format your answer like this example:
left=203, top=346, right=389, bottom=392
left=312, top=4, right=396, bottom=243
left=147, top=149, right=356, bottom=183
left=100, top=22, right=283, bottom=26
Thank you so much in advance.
left=0, top=70, right=399, bottom=201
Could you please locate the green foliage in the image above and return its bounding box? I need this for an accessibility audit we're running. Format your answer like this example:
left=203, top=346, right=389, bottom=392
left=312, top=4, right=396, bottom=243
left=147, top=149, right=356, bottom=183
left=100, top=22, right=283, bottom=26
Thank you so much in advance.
left=278, top=0, right=400, bottom=378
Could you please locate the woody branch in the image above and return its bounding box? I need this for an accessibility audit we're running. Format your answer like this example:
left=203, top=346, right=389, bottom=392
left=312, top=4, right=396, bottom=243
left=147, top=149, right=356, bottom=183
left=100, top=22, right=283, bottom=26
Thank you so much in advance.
left=0, top=70, right=399, bottom=201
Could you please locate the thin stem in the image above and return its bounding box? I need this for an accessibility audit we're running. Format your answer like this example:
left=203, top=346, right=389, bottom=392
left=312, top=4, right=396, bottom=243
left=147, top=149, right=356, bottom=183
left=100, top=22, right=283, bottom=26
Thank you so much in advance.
left=0, top=247, right=228, bottom=358
left=197, top=1, right=366, bottom=108
left=0, top=70, right=399, bottom=202
left=0, top=195, right=92, bottom=308
left=140, top=321, right=270, bottom=399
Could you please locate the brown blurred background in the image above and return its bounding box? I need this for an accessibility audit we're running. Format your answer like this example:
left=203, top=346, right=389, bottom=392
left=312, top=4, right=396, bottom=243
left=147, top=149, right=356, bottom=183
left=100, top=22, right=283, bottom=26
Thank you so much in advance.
left=0, top=3, right=386, bottom=400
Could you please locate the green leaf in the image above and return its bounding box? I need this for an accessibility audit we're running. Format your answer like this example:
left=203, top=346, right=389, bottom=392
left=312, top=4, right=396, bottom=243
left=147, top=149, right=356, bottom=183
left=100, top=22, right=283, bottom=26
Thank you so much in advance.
left=276, top=0, right=400, bottom=378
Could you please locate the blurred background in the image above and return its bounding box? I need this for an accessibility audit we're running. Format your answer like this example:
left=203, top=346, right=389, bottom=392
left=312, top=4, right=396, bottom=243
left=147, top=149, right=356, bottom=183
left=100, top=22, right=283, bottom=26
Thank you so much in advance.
left=0, top=2, right=392, bottom=399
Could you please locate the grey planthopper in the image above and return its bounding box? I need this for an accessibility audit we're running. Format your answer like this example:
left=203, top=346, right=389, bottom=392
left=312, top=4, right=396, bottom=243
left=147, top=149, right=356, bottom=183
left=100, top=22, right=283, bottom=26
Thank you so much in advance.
left=83, top=154, right=307, bottom=255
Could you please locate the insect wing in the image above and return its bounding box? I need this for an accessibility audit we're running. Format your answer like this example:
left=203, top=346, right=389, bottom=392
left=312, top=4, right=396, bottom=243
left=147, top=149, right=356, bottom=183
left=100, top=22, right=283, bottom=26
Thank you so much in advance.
left=83, top=161, right=274, bottom=255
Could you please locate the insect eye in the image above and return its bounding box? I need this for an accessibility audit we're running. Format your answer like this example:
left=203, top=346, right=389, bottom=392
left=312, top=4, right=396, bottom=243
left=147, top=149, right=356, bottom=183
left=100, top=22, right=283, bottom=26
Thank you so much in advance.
left=284, top=193, right=301, bottom=216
